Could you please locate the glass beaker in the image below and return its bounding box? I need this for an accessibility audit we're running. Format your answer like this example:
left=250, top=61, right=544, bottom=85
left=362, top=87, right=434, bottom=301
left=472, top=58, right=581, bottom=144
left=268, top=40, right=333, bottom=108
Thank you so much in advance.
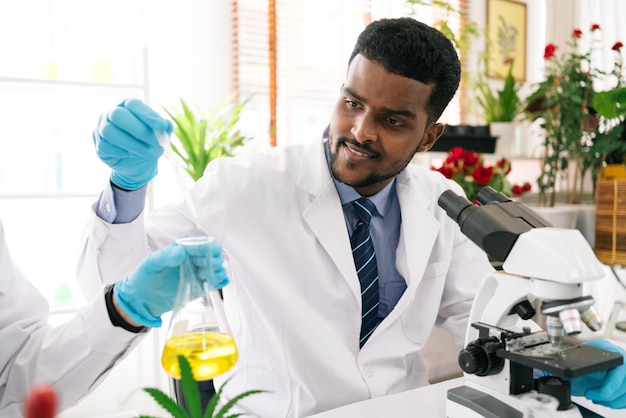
left=161, top=236, right=238, bottom=381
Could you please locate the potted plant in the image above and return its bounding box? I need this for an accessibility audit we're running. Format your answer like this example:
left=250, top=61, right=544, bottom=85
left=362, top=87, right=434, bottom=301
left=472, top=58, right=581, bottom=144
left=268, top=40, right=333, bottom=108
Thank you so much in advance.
left=164, top=95, right=252, bottom=182
left=471, top=15, right=525, bottom=157
left=524, top=25, right=609, bottom=206
left=141, top=355, right=264, bottom=418
left=473, top=59, right=522, bottom=125
left=431, top=146, right=530, bottom=203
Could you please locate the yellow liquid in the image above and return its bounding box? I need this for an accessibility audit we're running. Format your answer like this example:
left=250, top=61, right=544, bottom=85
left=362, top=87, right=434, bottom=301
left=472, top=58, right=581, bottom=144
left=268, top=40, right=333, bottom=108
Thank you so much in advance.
left=161, top=331, right=238, bottom=380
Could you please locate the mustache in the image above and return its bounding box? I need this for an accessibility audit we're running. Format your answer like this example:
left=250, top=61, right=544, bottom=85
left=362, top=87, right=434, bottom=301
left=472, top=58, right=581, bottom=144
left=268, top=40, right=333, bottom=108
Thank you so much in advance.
left=336, top=137, right=379, bottom=157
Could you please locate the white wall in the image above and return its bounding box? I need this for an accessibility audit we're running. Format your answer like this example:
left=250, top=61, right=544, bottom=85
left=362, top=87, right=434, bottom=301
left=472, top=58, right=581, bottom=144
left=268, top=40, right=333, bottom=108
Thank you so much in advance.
left=141, top=0, right=235, bottom=111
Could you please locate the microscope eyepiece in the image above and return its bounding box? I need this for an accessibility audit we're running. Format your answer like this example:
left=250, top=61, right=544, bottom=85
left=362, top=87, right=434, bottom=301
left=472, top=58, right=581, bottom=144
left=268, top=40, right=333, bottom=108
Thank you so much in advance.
left=438, top=189, right=474, bottom=223
left=477, top=186, right=511, bottom=205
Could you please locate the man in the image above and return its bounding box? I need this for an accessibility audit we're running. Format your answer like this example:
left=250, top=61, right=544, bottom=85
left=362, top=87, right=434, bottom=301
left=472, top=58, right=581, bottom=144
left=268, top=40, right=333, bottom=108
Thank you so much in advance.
left=0, top=217, right=227, bottom=417
left=78, top=17, right=626, bottom=417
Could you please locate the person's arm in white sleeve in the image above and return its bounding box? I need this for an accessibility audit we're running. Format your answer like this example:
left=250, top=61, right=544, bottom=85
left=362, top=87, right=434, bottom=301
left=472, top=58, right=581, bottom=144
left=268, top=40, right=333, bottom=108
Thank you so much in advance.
left=0, top=221, right=145, bottom=416
left=0, top=221, right=228, bottom=416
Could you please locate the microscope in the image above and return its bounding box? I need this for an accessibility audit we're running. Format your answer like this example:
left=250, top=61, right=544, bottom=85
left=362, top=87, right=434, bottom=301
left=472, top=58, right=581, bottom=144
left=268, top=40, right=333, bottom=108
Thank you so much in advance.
left=438, top=187, right=623, bottom=417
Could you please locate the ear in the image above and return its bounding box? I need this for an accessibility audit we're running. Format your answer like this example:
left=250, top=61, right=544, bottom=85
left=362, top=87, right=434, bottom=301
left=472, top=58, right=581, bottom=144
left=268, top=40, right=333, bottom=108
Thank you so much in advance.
left=418, top=123, right=445, bottom=152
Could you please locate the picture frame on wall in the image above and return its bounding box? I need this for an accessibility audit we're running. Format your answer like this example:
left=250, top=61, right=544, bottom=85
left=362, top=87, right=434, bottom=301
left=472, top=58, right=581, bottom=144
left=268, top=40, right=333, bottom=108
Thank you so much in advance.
left=487, top=0, right=527, bottom=81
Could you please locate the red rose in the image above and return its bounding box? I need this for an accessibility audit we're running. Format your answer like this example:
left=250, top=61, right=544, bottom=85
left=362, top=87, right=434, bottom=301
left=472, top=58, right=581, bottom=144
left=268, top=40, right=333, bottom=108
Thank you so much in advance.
left=613, top=41, right=624, bottom=51
left=462, top=149, right=480, bottom=166
left=434, top=165, right=454, bottom=179
left=449, top=146, right=465, bottom=160
left=544, top=44, right=557, bottom=59
left=471, top=165, right=493, bottom=186
left=572, top=29, right=583, bottom=38
left=522, top=181, right=532, bottom=192
left=511, top=184, right=523, bottom=195
left=590, top=24, right=601, bottom=32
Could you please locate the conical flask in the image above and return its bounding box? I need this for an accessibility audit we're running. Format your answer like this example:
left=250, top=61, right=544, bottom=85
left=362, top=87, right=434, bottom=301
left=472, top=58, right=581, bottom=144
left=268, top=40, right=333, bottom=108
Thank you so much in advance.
left=161, top=236, right=238, bottom=380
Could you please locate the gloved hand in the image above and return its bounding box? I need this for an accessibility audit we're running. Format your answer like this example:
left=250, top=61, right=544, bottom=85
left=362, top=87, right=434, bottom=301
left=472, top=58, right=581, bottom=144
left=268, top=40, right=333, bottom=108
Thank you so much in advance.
left=93, top=98, right=173, bottom=190
left=113, top=239, right=229, bottom=327
left=570, top=339, right=626, bottom=409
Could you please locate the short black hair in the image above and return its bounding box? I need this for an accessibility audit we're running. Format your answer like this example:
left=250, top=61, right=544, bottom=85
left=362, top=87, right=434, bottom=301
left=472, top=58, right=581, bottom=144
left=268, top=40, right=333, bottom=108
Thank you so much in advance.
left=349, top=17, right=461, bottom=122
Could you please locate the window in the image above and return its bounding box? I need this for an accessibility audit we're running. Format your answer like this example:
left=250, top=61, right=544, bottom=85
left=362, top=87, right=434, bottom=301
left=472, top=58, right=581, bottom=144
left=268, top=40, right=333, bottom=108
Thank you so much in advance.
left=233, top=0, right=466, bottom=147
left=0, top=0, right=145, bottom=309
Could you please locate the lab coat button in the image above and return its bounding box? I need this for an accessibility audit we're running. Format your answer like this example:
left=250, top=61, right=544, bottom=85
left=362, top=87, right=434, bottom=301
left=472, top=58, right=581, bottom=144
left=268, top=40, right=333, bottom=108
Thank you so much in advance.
left=105, top=203, right=112, bottom=212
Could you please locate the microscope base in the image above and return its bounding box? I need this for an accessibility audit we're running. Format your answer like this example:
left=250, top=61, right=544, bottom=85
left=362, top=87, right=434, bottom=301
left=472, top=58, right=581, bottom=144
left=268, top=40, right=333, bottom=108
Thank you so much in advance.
left=445, top=383, right=604, bottom=418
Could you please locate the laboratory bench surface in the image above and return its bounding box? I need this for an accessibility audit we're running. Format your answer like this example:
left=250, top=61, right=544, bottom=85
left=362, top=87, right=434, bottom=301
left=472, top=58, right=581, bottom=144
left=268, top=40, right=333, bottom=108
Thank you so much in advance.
left=305, top=376, right=626, bottom=418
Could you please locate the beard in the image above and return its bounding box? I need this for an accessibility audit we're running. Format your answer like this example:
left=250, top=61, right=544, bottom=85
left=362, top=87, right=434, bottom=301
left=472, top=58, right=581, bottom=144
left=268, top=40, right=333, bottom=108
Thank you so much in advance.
left=329, top=135, right=420, bottom=190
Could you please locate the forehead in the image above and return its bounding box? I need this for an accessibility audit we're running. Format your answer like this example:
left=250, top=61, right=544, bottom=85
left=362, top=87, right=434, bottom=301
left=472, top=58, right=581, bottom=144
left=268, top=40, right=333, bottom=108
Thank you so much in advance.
left=343, top=55, right=433, bottom=115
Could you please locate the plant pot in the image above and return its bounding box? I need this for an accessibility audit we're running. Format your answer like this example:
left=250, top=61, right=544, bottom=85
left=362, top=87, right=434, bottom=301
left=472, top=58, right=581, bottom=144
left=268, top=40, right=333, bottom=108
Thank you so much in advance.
left=430, top=125, right=497, bottom=153
left=599, top=164, right=626, bottom=179
left=491, top=122, right=524, bottom=157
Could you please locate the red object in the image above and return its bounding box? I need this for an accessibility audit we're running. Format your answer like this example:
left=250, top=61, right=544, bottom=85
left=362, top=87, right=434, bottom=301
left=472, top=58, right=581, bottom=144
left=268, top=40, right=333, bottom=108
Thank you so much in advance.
left=471, top=165, right=494, bottom=186
left=25, top=384, right=58, bottom=418
left=544, top=43, right=557, bottom=60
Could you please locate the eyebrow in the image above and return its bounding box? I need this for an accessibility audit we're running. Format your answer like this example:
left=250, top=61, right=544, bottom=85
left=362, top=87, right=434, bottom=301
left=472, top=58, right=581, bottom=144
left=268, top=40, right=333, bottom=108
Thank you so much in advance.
left=343, top=87, right=417, bottom=119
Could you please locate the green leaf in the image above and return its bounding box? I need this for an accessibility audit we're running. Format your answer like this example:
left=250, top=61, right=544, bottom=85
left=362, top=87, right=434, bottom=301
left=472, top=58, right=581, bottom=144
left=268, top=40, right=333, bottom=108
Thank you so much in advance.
left=163, top=96, right=253, bottom=182
left=140, top=353, right=266, bottom=418
left=213, top=389, right=267, bottom=418
left=142, top=387, right=189, bottom=418
left=178, top=355, right=203, bottom=418
left=593, top=87, right=626, bottom=119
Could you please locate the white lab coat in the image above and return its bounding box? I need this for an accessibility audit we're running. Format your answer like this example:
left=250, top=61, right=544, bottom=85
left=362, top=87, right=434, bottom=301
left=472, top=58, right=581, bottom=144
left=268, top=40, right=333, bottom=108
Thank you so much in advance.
left=77, top=138, right=494, bottom=417
left=0, top=219, right=145, bottom=417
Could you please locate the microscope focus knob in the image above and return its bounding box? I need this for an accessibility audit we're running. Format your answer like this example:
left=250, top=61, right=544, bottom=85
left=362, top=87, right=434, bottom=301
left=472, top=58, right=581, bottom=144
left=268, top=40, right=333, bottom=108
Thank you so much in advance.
left=458, top=337, right=505, bottom=376
left=513, top=300, right=536, bottom=321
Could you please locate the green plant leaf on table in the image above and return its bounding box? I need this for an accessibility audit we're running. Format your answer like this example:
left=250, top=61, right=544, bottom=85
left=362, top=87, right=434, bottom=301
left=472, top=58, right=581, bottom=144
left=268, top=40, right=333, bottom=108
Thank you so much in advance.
left=140, top=355, right=265, bottom=418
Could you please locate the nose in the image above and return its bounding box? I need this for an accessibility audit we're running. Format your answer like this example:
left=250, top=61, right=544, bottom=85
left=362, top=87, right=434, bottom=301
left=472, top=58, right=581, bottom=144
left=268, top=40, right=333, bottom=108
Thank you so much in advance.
left=351, top=112, right=377, bottom=143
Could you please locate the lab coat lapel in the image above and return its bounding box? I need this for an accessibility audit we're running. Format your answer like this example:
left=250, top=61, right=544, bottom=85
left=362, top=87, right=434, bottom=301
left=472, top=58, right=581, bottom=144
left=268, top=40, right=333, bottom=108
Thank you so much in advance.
left=298, top=139, right=361, bottom=302
left=391, top=173, right=440, bottom=315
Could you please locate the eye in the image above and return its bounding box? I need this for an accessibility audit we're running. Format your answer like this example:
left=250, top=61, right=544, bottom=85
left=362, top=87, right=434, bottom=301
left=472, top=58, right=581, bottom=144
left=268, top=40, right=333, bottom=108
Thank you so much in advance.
left=386, top=117, right=403, bottom=127
left=344, top=99, right=361, bottom=110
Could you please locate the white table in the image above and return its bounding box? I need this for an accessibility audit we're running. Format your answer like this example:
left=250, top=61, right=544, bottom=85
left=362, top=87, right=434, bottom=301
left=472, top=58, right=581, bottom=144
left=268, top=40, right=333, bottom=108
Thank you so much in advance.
left=305, top=378, right=461, bottom=418
left=306, top=377, right=625, bottom=417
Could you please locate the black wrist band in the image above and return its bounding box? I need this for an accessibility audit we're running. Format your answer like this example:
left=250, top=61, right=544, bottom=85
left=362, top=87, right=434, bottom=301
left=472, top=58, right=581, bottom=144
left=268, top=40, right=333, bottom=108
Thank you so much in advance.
left=110, top=181, right=133, bottom=192
left=104, top=285, right=147, bottom=334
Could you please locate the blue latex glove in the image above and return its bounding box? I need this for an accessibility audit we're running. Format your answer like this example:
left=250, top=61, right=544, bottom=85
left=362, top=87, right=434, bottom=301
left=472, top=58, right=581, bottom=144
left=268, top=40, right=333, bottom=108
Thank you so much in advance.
left=570, top=339, right=626, bottom=409
left=93, top=99, right=173, bottom=190
left=113, top=240, right=229, bottom=327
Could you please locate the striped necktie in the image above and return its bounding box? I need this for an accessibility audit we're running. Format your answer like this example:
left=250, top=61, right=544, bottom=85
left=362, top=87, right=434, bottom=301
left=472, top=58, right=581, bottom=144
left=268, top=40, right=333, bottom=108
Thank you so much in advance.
left=350, top=198, right=380, bottom=348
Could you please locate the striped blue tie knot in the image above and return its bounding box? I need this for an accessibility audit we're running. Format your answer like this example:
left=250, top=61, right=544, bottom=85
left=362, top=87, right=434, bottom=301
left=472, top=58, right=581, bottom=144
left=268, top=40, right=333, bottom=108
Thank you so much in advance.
left=350, top=198, right=380, bottom=348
